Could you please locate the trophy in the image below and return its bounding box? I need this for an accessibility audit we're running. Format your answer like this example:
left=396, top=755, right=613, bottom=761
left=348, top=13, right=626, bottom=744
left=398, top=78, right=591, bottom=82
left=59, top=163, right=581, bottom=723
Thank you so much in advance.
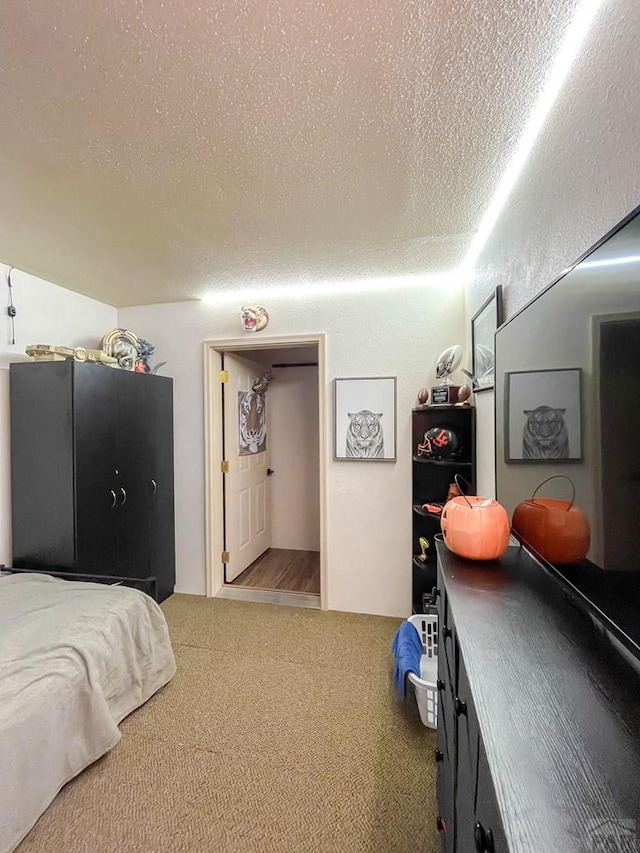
left=431, top=344, right=463, bottom=405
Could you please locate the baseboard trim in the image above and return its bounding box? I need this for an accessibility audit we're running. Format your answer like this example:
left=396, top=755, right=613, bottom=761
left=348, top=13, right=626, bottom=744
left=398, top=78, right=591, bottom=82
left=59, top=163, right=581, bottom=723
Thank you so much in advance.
left=217, top=585, right=321, bottom=609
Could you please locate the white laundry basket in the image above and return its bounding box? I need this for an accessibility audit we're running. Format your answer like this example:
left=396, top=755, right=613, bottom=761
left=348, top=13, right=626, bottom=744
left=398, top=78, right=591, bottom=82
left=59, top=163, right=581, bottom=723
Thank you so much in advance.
left=406, top=613, right=438, bottom=729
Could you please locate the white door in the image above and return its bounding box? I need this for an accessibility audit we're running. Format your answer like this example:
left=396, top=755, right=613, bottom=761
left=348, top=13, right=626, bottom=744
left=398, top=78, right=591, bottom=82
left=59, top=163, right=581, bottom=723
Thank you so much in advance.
left=223, top=352, right=271, bottom=582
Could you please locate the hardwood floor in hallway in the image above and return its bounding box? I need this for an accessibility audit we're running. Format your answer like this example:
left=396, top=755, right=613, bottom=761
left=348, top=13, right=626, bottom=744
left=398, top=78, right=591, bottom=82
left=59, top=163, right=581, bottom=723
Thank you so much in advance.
left=229, top=548, right=320, bottom=594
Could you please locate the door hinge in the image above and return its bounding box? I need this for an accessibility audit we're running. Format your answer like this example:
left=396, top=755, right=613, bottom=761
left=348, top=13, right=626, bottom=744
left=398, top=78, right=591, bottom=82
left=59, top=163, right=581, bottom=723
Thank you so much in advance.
left=219, top=369, right=229, bottom=383
left=222, top=551, right=230, bottom=563
left=220, top=460, right=229, bottom=474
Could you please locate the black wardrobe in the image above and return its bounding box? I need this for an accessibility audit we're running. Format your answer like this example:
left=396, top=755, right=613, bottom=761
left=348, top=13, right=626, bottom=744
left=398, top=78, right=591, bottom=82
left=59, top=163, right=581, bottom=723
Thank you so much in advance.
left=10, top=361, right=175, bottom=602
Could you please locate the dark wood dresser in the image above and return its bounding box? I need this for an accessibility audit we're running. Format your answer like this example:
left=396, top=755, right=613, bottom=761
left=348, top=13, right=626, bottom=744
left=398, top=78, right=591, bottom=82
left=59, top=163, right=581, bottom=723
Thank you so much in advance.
left=435, top=539, right=640, bottom=853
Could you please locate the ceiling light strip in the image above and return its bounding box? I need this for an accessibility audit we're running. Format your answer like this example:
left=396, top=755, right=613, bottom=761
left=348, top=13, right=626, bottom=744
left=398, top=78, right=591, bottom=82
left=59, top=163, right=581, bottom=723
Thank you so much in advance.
left=202, top=270, right=459, bottom=303
left=462, top=0, right=605, bottom=274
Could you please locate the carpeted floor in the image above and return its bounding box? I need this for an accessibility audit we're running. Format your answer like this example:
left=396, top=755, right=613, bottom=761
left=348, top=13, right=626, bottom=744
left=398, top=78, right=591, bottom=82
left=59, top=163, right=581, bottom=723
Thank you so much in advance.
left=17, top=595, right=438, bottom=853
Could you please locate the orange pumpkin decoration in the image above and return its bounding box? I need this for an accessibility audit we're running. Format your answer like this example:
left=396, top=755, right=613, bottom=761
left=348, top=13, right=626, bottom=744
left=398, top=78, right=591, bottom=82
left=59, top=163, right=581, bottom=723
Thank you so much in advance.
left=512, top=476, right=590, bottom=565
left=441, top=494, right=511, bottom=561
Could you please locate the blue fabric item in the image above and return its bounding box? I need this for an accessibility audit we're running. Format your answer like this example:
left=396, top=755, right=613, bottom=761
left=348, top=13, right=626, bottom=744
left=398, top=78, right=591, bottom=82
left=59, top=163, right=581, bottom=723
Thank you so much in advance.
left=391, top=620, right=423, bottom=699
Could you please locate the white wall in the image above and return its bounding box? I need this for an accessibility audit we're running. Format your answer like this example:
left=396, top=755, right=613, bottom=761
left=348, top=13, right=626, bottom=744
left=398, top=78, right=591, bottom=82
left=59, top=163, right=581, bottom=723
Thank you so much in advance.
left=465, top=0, right=640, bottom=499
left=0, top=265, right=117, bottom=565
left=120, top=283, right=465, bottom=617
left=269, top=365, right=320, bottom=552
left=473, top=391, right=495, bottom=498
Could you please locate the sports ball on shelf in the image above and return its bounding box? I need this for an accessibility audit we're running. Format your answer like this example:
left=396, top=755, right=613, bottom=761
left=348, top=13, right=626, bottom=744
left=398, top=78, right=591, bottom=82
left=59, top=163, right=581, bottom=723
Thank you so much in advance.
left=417, top=427, right=460, bottom=460
left=457, top=384, right=471, bottom=403
left=446, top=481, right=462, bottom=503
left=416, top=388, right=429, bottom=406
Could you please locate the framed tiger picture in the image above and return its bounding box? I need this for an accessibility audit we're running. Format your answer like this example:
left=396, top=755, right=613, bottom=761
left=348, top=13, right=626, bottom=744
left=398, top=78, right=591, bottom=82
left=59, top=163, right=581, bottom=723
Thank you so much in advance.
left=504, top=368, right=582, bottom=463
left=334, top=377, right=397, bottom=461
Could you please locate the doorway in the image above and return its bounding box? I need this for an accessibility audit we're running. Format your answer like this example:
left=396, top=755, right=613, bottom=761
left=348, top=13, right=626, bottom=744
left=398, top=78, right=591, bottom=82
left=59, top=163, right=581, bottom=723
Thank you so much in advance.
left=203, top=335, right=327, bottom=610
left=595, top=314, right=640, bottom=571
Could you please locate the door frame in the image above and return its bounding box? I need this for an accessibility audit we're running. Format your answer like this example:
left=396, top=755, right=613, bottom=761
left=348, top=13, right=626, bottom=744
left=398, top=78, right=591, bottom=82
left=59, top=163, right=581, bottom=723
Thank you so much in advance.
left=591, top=311, right=640, bottom=569
left=203, top=333, right=328, bottom=609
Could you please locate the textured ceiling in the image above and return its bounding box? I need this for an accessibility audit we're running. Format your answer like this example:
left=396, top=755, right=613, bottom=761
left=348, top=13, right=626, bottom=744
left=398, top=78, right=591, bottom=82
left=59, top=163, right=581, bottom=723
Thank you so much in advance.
left=0, top=0, right=579, bottom=306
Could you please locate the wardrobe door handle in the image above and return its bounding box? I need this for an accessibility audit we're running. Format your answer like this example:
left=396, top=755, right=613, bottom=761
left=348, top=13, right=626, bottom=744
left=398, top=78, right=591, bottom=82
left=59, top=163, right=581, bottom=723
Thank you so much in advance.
left=474, top=822, right=494, bottom=852
left=151, top=479, right=157, bottom=495
left=120, top=487, right=127, bottom=505
left=454, top=697, right=467, bottom=717
left=474, top=822, right=486, bottom=851
left=110, top=490, right=117, bottom=508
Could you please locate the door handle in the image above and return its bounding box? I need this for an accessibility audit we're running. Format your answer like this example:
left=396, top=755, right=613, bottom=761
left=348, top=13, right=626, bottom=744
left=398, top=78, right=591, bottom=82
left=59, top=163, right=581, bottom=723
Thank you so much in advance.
left=110, top=489, right=117, bottom=508
left=454, top=697, right=467, bottom=717
left=120, top=487, right=127, bottom=505
left=267, top=469, right=275, bottom=476
left=151, top=479, right=157, bottom=495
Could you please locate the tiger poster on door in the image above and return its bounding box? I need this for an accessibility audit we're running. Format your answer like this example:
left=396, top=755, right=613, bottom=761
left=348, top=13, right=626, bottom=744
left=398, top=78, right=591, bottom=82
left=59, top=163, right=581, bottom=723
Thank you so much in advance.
left=334, top=377, right=396, bottom=462
left=238, top=391, right=267, bottom=455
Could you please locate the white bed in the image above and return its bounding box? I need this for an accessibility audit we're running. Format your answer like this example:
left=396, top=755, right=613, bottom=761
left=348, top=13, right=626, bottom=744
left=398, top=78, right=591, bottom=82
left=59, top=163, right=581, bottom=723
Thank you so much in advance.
left=0, top=573, right=176, bottom=853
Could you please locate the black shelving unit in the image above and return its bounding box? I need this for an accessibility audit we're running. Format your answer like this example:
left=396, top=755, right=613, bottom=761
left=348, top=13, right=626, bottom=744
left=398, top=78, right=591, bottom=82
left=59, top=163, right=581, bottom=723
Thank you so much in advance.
left=411, top=404, right=475, bottom=612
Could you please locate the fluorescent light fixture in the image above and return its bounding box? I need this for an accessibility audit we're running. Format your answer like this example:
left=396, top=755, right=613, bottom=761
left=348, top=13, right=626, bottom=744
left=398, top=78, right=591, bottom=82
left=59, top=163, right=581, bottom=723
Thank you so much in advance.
left=201, top=270, right=460, bottom=303
left=581, top=254, right=640, bottom=269
left=462, top=0, right=605, bottom=274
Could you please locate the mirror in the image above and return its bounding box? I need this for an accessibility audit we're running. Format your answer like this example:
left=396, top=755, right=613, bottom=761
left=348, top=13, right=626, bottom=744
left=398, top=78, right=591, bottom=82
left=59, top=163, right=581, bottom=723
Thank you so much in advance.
left=495, top=208, right=640, bottom=656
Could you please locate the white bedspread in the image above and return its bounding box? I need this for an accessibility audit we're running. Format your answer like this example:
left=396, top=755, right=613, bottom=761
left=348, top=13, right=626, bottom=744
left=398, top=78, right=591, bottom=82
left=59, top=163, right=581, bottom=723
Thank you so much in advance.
left=0, top=573, right=176, bottom=853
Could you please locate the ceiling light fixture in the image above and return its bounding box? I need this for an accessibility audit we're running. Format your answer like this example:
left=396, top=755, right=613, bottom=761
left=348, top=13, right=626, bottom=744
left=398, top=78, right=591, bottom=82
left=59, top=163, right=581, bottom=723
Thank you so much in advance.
left=201, top=270, right=460, bottom=303
left=461, top=0, right=605, bottom=275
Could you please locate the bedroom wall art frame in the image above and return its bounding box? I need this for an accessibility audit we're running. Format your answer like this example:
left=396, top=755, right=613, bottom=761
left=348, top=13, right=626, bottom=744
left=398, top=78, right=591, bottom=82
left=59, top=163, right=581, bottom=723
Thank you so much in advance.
left=334, top=376, right=397, bottom=462
left=504, top=367, right=582, bottom=463
left=471, top=285, right=504, bottom=392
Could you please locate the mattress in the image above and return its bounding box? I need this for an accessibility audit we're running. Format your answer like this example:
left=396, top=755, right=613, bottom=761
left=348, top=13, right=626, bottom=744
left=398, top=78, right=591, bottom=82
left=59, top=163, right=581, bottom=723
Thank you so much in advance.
left=0, top=573, right=176, bottom=853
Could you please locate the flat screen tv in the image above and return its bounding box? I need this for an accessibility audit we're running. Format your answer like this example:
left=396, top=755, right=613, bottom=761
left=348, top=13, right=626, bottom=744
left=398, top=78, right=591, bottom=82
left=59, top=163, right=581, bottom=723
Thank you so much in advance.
left=495, top=205, right=640, bottom=663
